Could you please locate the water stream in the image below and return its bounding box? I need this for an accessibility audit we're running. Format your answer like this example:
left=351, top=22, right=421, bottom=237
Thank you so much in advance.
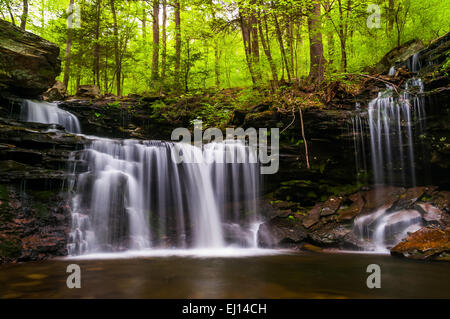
left=351, top=68, right=429, bottom=251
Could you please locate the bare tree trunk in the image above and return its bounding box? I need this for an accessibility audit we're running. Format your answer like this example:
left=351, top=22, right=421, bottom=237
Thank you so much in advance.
left=110, top=0, right=121, bottom=96
left=273, top=13, right=291, bottom=82
left=239, top=7, right=257, bottom=84
left=388, top=0, right=395, bottom=32
left=142, top=8, right=147, bottom=39
left=174, top=0, right=181, bottom=90
left=161, top=0, right=167, bottom=80
left=94, top=0, right=101, bottom=88
left=249, top=2, right=261, bottom=81
left=214, top=38, right=221, bottom=88
left=20, top=0, right=28, bottom=30
left=258, top=13, right=278, bottom=88
left=307, top=0, right=326, bottom=84
left=63, top=0, right=75, bottom=90
left=6, top=2, right=15, bottom=25
left=151, top=0, right=160, bottom=82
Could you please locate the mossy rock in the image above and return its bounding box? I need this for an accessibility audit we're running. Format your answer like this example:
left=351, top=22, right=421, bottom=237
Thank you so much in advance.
left=0, top=236, right=22, bottom=259
left=0, top=184, right=9, bottom=200
left=29, top=190, right=55, bottom=201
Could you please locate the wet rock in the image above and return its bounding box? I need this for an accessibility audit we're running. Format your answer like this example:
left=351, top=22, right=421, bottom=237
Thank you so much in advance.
left=362, top=186, right=405, bottom=212
left=430, top=191, right=450, bottom=212
left=308, top=223, right=352, bottom=246
left=415, top=203, right=444, bottom=224
left=302, top=204, right=322, bottom=229
left=389, top=187, right=430, bottom=211
left=258, top=215, right=307, bottom=247
left=0, top=20, right=61, bottom=97
left=320, top=196, right=342, bottom=216
left=382, top=210, right=423, bottom=237
left=337, top=192, right=365, bottom=221
left=391, top=227, right=450, bottom=260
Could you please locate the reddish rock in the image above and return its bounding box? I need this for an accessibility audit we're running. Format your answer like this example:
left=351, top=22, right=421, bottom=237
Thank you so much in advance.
left=338, top=192, right=365, bottom=221
left=363, top=186, right=405, bottom=212
left=321, top=196, right=343, bottom=216
left=391, top=227, right=450, bottom=260
left=302, top=204, right=322, bottom=228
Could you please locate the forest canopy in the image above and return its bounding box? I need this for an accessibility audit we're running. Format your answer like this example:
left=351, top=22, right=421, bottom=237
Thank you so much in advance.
left=1, top=0, right=449, bottom=96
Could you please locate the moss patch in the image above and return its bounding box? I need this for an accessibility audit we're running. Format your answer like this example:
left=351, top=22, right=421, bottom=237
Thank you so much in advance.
left=0, top=236, right=22, bottom=259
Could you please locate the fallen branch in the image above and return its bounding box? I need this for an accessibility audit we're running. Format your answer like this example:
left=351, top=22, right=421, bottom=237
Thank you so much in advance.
left=298, top=106, right=310, bottom=169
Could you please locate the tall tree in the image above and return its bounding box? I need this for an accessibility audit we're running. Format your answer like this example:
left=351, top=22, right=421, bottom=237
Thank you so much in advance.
left=151, top=0, right=160, bottom=82
left=20, top=0, right=28, bottom=30
left=94, top=0, right=102, bottom=88
left=161, top=0, right=167, bottom=80
left=63, top=0, right=75, bottom=89
left=110, top=0, right=121, bottom=96
left=174, top=0, right=181, bottom=89
left=258, top=12, right=278, bottom=87
left=307, top=0, right=326, bottom=83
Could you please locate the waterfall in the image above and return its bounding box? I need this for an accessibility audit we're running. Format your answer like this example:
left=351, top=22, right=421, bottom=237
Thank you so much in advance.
left=388, top=66, right=396, bottom=76
left=68, top=138, right=261, bottom=255
left=354, top=79, right=425, bottom=188
left=20, top=99, right=81, bottom=133
left=351, top=77, right=427, bottom=251
left=353, top=207, right=423, bottom=252
left=15, top=98, right=263, bottom=255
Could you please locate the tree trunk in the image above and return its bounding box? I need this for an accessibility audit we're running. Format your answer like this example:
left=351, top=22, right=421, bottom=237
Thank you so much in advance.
left=110, top=0, right=121, bottom=96
left=273, top=13, right=291, bottom=82
left=249, top=2, right=260, bottom=81
left=307, top=0, right=326, bottom=84
left=161, top=0, right=167, bottom=80
left=142, top=8, right=147, bottom=39
left=258, top=13, right=278, bottom=88
left=174, top=0, right=181, bottom=90
left=63, top=0, right=75, bottom=89
left=239, top=7, right=257, bottom=84
left=388, top=0, right=395, bottom=32
left=7, top=3, right=15, bottom=25
left=94, top=0, right=101, bottom=88
left=151, top=0, right=160, bottom=82
left=214, top=38, right=220, bottom=88
left=20, top=0, right=28, bottom=30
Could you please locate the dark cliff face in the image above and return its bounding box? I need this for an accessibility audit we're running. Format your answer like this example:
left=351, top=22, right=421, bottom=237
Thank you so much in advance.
left=0, top=19, right=61, bottom=97
left=0, top=117, right=86, bottom=263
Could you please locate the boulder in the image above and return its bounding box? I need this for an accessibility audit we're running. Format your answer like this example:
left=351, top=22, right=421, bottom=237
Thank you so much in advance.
left=302, top=203, right=322, bottom=228
left=391, top=227, right=450, bottom=260
left=75, top=85, right=101, bottom=99
left=337, top=192, right=365, bottom=221
left=320, top=195, right=342, bottom=216
left=258, top=215, right=307, bottom=247
left=0, top=19, right=61, bottom=97
left=42, top=81, right=68, bottom=101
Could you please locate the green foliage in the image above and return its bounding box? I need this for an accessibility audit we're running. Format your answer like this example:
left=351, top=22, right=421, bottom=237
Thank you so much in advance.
left=0, top=0, right=448, bottom=94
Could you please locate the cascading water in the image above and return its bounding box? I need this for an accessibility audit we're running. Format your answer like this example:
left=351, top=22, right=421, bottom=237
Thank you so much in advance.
left=351, top=71, right=428, bottom=251
left=18, top=99, right=264, bottom=256
left=20, top=99, right=81, bottom=133
left=67, top=138, right=262, bottom=255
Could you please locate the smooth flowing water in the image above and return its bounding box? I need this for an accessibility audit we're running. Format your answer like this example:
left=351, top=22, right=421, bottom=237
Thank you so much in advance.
left=67, top=138, right=261, bottom=255
left=20, top=99, right=81, bottom=133
left=351, top=76, right=428, bottom=251
left=1, top=253, right=449, bottom=298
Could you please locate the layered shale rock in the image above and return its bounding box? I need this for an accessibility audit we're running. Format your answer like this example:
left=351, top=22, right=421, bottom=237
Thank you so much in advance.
left=0, top=19, right=61, bottom=97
